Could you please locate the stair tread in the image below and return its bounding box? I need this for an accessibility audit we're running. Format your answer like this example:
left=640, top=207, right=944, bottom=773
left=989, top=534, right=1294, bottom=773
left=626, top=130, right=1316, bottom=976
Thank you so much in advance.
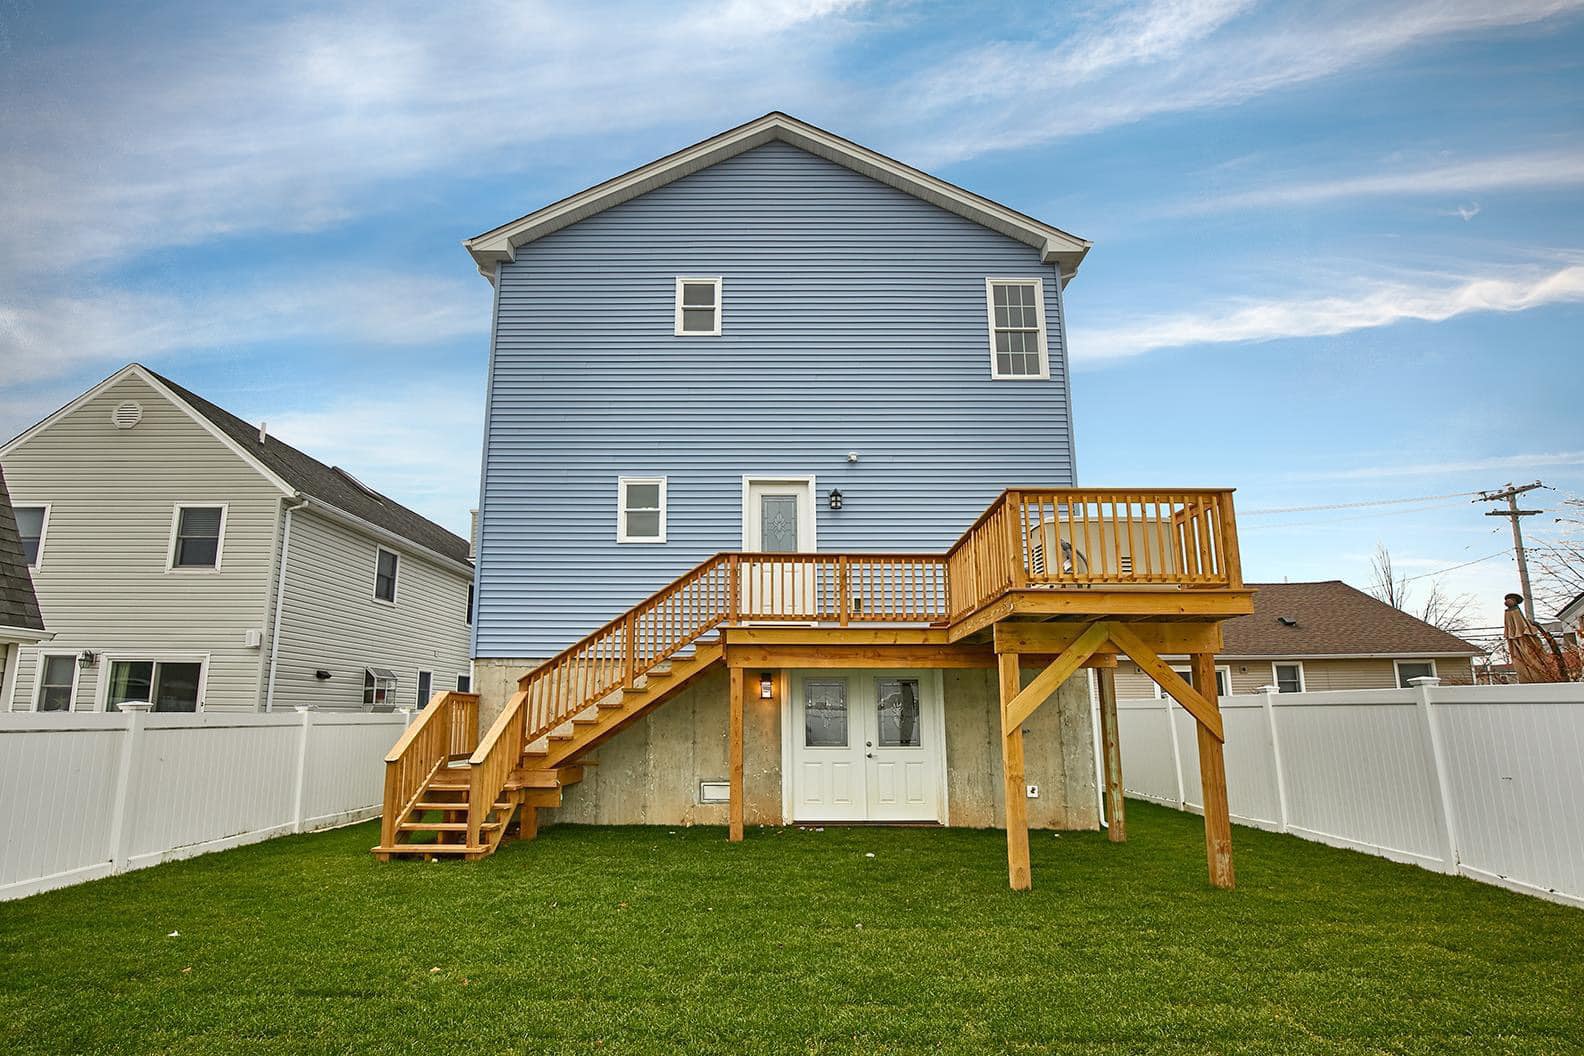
left=399, top=821, right=502, bottom=833
left=373, top=844, right=477, bottom=856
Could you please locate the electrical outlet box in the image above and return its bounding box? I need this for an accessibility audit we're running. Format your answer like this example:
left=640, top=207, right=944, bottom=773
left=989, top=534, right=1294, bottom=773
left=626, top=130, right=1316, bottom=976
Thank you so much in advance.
left=1026, top=784, right=1039, bottom=799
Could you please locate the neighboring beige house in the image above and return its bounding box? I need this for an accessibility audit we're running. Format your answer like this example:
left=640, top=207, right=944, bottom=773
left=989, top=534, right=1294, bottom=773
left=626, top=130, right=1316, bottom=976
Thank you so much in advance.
left=0, top=465, right=52, bottom=703
left=1114, top=580, right=1481, bottom=699
left=0, top=364, right=473, bottom=713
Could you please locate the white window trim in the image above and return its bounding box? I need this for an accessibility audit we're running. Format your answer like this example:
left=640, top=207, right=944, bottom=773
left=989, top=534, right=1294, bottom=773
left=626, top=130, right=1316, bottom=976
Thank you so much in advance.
left=15, top=503, right=49, bottom=570
left=1165, top=664, right=1232, bottom=699
left=166, top=503, right=228, bottom=573
left=92, top=651, right=210, bottom=713
left=373, top=546, right=400, bottom=604
left=617, top=476, right=668, bottom=544
left=457, top=671, right=473, bottom=693
left=416, top=670, right=434, bottom=707
left=674, top=276, right=723, bottom=337
left=984, top=277, right=1051, bottom=381
left=32, top=650, right=80, bottom=712
left=1271, top=660, right=1307, bottom=693
left=1394, top=658, right=1438, bottom=687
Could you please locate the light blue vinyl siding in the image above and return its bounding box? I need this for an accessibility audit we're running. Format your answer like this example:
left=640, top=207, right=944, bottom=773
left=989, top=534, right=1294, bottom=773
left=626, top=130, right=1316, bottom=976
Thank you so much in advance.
left=476, top=141, right=1075, bottom=657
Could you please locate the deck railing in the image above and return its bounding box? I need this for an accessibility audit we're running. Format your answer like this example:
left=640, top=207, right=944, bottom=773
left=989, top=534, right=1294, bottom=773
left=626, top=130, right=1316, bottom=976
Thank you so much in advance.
left=379, top=691, right=478, bottom=848
left=390, top=488, right=1240, bottom=851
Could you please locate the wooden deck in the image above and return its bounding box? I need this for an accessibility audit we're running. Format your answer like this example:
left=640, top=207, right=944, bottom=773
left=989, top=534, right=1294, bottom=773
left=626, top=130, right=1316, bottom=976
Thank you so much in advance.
left=375, top=487, right=1247, bottom=891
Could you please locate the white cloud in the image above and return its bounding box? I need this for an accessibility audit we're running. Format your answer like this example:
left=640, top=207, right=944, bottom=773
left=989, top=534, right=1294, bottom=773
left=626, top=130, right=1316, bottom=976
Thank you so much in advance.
left=893, top=0, right=1583, bottom=163
left=1178, top=149, right=1584, bottom=214
left=0, top=272, right=488, bottom=384
left=1074, top=262, right=1584, bottom=362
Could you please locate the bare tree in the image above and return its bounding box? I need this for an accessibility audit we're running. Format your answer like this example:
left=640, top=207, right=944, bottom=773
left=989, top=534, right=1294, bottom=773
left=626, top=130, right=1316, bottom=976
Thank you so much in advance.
left=1368, top=543, right=1477, bottom=634
left=1530, top=496, right=1584, bottom=615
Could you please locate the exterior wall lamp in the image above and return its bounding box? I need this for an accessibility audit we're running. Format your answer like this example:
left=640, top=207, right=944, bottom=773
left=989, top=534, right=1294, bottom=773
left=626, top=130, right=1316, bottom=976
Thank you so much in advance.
left=759, top=672, right=774, bottom=699
left=78, top=650, right=98, bottom=669
left=828, top=489, right=843, bottom=510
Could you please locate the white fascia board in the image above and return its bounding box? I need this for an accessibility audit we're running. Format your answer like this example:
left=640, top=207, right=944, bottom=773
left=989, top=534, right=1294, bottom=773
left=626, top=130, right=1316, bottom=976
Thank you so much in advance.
left=465, top=113, right=1092, bottom=279
left=0, top=625, right=53, bottom=645
left=298, top=496, right=475, bottom=580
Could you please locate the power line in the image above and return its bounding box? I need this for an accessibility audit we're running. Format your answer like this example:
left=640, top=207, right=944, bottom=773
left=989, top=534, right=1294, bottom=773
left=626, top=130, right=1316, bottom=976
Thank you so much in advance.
left=1476, top=481, right=1546, bottom=620
left=1242, top=490, right=1482, bottom=516
left=1400, top=549, right=1509, bottom=583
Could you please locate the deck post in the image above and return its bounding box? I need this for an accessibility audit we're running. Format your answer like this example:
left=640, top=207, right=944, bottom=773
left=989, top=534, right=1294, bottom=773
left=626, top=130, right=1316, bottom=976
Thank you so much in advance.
left=729, top=665, right=745, bottom=842
left=997, top=652, right=1032, bottom=891
left=1096, top=665, right=1126, bottom=842
left=1191, top=652, right=1235, bottom=889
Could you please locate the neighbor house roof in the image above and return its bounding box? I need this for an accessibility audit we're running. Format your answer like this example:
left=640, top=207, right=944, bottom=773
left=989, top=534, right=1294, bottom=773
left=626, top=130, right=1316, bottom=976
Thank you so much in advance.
left=1557, top=590, right=1584, bottom=626
left=0, top=465, right=46, bottom=635
left=464, top=111, right=1092, bottom=282
left=1220, top=580, right=1481, bottom=658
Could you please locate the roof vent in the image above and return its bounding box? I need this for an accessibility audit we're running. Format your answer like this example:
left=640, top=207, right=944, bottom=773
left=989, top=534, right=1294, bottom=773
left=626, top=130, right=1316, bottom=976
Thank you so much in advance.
left=110, top=400, right=143, bottom=430
left=1277, top=616, right=1298, bottom=627
left=332, top=465, right=384, bottom=503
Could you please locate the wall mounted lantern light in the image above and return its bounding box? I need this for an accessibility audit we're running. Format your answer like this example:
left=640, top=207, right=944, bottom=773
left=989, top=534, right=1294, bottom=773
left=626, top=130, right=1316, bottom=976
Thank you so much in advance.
left=77, top=650, right=97, bottom=669
left=828, top=489, right=844, bottom=510
left=759, top=673, right=774, bottom=700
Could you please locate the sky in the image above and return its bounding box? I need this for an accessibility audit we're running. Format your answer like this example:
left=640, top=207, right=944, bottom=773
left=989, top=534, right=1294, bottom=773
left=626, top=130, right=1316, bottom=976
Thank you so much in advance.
left=2, top=0, right=1581, bottom=646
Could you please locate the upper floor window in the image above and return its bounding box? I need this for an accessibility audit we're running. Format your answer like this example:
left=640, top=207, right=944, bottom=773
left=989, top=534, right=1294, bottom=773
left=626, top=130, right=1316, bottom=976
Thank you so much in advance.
left=169, top=505, right=225, bottom=570
left=617, top=476, right=666, bottom=543
left=675, top=277, right=722, bottom=336
left=374, top=547, right=399, bottom=603
left=15, top=506, right=47, bottom=567
left=985, top=278, right=1049, bottom=379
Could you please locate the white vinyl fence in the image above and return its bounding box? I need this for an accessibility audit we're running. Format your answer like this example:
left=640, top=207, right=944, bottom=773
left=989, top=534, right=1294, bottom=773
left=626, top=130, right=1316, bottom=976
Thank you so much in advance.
left=0, top=708, right=412, bottom=901
left=1117, top=681, right=1584, bottom=908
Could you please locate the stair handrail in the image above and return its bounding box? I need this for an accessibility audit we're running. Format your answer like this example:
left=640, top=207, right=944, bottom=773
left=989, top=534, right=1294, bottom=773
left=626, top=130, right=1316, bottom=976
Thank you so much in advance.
left=380, top=691, right=478, bottom=849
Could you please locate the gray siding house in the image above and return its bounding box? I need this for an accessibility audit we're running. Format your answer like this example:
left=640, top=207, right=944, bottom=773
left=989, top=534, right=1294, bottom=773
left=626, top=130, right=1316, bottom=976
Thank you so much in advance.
left=0, top=365, right=473, bottom=713
left=0, top=465, right=51, bottom=704
left=468, top=114, right=1104, bottom=830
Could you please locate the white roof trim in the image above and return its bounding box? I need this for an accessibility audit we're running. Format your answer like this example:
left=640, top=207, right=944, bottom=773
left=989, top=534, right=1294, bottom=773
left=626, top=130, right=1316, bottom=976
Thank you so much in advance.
left=0, top=625, right=53, bottom=645
left=0, top=364, right=297, bottom=498
left=464, top=112, right=1092, bottom=282
left=298, top=496, right=476, bottom=580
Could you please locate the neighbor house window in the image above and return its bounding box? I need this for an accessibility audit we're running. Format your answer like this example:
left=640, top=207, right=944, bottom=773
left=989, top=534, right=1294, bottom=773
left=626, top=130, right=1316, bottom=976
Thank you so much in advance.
left=169, top=505, right=225, bottom=569
left=374, top=548, right=399, bottom=602
left=106, top=658, right=202, bottom=712
left=364, top=667, right=397, bottom=707
left=674, top=277, right=722, bottom=336
left=617, top=477, right=666, bottom=543
left=1273, top=662, right=1305, bottom=694
left=15, top=506, right=47, bottom=567
left=1396, top=660, right=1437, bottom=688
left=1169, top=665, right=1230, bottom=698
left=456, top=673, right=472, bottom=693
left=466, top=582, right=475, bottom=626
left=417, top=670, right=433, bottom=707
left=985, top=278, right=1049, bottom=379
left=36, top=654, right=77, bottom=712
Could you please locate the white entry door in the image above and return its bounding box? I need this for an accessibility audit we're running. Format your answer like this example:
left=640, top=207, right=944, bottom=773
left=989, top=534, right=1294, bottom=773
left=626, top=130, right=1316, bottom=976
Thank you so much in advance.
left=742, top=477, right=816, bottom=617
left=789, top=670, right=943, bottom=823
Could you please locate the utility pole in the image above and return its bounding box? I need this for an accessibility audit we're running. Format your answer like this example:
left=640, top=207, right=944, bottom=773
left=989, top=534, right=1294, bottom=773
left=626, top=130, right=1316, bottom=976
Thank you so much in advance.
left=1475, top=481, right=1544, bottom=621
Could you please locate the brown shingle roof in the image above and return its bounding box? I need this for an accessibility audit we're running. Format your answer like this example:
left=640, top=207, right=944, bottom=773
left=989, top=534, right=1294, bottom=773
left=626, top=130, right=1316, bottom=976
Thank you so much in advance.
left=0, top=465, right=45, bottom=633
left=1222, top=580, right=1479, bottom=657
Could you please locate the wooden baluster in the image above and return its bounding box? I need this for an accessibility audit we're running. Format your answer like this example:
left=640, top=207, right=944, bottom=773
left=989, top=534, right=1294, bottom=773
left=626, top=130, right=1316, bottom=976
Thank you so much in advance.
left=838, top=555, right=850, bottom=626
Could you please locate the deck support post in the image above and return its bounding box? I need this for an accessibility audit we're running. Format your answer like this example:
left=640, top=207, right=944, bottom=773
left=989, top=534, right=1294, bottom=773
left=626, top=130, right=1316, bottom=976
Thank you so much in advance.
left=1192, top=652, right=1235, bottom=889
left=1096, top=665, right=1126, bottom=842
left=729, top=665, right=745, bottom=842
left=997, top=652, right=1032, bottom=891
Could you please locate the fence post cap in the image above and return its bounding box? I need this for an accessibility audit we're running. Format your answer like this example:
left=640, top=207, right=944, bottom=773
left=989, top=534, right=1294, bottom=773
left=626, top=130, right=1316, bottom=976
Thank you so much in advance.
left=1408, top=676, right=1443, bottom=688
left=117, top=701, right=154, bottom=713
left=294, top=705, right=314, bottom=714
left=1258, top=685, right=1279, bottom=694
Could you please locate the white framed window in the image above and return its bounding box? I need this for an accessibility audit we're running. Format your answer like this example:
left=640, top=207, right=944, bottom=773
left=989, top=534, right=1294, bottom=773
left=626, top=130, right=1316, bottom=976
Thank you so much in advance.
left=985, top=278, right=1050, bottom=379
left=674, top=277, right=722, bottom=336
left=1168, top=664, right=1231, bottom=698
left=456, top=672, right=472, bottom=693
left=1272, top=662, right=1305, bottom=694
left=167, top=504, right=226, bottom=571
left=617, top=476, right=667, bottom=543
left=1395, top=659, right=1437, bottom=688
left=100, top=655, right=206, bottom=713
left=465, top=582, right=475, bottom=626
left=364, top=667, right=397, bottom=707
left=14, top=505, right=48, bottom=568
left=373, top=547, right=399, bottom=603
left=417, top=670, right=433, bottom=707
left=34, top=653, right=78, bottom=712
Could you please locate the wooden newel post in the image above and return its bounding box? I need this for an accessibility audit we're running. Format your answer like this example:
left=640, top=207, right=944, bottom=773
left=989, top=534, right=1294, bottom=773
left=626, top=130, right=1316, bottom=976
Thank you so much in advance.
left=1096, top=666, right=1126, bottom=842
left=997, top=652, right=1032, bottom=891
left=728, top=665, right=745, bottom=842
left=1191, top=652, right=1235, bottom=889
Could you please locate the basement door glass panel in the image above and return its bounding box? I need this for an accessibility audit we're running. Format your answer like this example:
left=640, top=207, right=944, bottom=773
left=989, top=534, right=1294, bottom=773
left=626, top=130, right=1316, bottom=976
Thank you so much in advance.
left=876, top=678, right=922, bottom=747
left=760, top=495, right=799, bottom=553
left=804, top=679, right=848, bottom=748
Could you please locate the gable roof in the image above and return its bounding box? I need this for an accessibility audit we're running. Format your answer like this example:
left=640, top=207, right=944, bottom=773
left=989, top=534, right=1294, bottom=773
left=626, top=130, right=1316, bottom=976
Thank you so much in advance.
left=1221, top=581, right=1481, bottom=658
left=1, top=365, right=471, bottom=570
left=1557, top=590, right=1584, bottom=625
left=464, top=112, right=1092, bottom=282
left=0, top=465, right=46, bottom=635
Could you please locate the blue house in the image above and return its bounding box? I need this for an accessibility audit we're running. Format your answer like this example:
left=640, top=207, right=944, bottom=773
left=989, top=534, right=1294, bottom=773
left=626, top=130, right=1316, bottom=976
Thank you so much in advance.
left=379, top=114, right=1252, bottom=893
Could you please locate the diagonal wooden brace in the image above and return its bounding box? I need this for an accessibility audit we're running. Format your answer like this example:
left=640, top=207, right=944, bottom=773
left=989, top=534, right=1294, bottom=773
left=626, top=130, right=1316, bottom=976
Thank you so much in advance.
left=1106, top=623, right=1224, bottom=742
left=1001, top=622, right=1111, bottom=733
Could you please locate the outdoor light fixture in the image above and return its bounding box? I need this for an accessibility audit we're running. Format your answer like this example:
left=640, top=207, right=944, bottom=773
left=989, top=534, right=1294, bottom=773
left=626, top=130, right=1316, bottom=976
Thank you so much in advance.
left=759, top=673, right=774, bottom=699
left=829, top=488, right=844, bottom=510
left=847, top=451, right=859, bottom=463
left=77, top=650, right=97, bottom=669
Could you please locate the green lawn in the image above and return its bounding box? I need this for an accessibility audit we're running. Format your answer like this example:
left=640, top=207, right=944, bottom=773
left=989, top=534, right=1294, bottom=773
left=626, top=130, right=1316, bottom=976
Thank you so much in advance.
left=2, top=802, right=1580, bottom=1055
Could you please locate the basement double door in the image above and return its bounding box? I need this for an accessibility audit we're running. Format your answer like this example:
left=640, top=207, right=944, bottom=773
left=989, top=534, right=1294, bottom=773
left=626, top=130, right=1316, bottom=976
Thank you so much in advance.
left=787, top=670, right=946, bottom=823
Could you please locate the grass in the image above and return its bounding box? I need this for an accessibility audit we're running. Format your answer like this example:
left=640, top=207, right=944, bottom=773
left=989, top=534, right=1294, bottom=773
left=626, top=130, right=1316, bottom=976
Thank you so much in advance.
left=1, top=802, right=1580, bottom=1055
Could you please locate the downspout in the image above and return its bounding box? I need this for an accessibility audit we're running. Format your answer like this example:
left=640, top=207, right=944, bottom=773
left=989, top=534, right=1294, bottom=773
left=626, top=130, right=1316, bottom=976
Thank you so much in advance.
left=264, top=495, right=307, bottom=712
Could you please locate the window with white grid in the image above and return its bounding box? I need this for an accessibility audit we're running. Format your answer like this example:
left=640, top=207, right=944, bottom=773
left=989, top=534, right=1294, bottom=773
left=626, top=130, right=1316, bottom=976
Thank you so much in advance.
left=985, top=279, right=1049, bottom=379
